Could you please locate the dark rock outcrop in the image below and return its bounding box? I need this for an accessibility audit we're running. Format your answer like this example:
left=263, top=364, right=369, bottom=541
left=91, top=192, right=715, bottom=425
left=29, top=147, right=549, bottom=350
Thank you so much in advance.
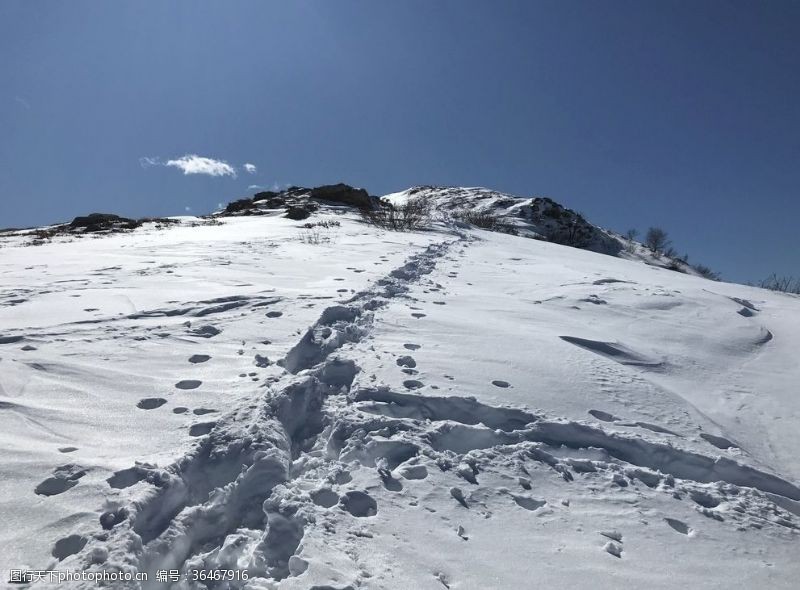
left=69, top=213, right=139, bottom=232
left=253, top=191, right=279, bottom=202
left=225, top=199, right=256, bottom=214
left=217, top=183, right=376, bottom=220
left=305, top=184, right=374, bottom=209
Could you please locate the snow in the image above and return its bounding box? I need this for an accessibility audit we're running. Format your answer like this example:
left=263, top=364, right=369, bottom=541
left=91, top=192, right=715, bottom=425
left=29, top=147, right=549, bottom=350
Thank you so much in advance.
left=0, top=195, right=798, bottom=589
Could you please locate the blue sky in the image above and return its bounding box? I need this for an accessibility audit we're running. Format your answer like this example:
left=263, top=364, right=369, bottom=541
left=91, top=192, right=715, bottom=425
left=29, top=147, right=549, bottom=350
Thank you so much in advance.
left=1, top=1, right=798, bottom=283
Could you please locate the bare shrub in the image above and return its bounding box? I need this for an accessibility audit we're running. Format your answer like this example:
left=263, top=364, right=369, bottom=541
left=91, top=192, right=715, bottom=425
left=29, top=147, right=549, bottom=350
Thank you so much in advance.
left=451, top=208, right=502, bottom=230
left=542, top=219, right=592, bottom=248
left=759, top=274, right=800, bottom=294
left=624, top=228, right=638, bottom=253
left=361, top=198, right=431, bottom=231
left=298, top=220, right=340, bottom=245
left=663, top=246, right=678, bottom=259
left=645, top=227, right=670, bottom=255
left=302, top=220, right=340, bottom=229
left=693, top=263, right=720, bottom=281
left=187, top=218, right=224, bottom=227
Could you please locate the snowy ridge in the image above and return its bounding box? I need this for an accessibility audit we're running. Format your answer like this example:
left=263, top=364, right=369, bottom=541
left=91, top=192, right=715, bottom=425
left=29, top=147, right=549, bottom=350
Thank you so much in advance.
left=382, top=185, right=699, bottom=273
left=383, top=186, right=625, bottom=254
left=1, top=199, right=799, bottom=588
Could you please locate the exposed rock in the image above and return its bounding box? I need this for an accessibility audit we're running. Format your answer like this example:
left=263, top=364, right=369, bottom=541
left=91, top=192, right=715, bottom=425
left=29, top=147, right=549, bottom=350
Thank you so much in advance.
left=225, top=198, right=256, bottom=214
left=285, top=205, right=312, bottom=220
left=306, top=184, right=374, bottom=209
left=69, top=213, right=139, bottom=232
left=253, top=191, right=279, bottom=202
left=260, top=196, right=287, bottom=209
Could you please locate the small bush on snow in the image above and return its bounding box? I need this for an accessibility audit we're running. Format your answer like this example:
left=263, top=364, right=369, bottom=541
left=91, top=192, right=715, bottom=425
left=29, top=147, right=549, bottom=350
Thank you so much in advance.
left=360, top=197, right=432, bottom=231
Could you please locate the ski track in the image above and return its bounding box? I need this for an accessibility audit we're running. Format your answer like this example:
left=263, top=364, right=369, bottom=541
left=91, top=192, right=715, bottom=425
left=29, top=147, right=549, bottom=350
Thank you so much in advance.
left=34, top=234, right=800, bottom=589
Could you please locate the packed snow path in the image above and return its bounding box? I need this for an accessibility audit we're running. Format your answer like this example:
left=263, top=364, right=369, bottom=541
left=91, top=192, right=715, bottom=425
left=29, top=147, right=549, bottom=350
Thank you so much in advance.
left=1, top=210, right=798, bottom=589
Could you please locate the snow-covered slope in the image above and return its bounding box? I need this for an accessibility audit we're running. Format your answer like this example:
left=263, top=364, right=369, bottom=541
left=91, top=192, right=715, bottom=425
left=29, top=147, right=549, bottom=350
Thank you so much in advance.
left=1, top=194, right=798, bottom=589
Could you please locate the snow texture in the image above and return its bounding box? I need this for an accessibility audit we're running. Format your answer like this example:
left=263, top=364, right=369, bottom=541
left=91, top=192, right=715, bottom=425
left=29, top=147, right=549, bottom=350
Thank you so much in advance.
left=0, top=189, right=798, bottom=589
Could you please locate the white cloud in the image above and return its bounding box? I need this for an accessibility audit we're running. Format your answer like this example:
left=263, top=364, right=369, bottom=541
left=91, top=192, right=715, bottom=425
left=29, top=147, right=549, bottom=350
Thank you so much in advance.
left=14, top=96, right=31, bottom=110
left=184, top=206, right=192, bottom=212
left=164, top=154, right=237, bottom=177
left=139, top=156, right=161, bottom=168
left=243, top=163, right=257, bottom=174
left=248, top=184, right=263, bottom=190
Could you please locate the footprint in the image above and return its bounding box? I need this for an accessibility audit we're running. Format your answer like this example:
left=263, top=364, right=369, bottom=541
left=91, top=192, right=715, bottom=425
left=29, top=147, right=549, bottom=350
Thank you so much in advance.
left=731, top=297, right=758, bottom=311
left=380, top=470, right=404, bottom=492
left=266, top=311, right=283, bottom=318
left=189, top=421, right=217, bottom=436
left=411, top=313, right=427, bottom=318
left=192, top=408, right=217, bottom=415
left=665, top=518, right=692, bottom=535
left=491, top=380, right=510, bottom=388
left=334, top=470, right=353, bottom=484
left=310, top=488, right=340, bottom=508
left=603, top=541, right=622, bottom=558
left=58, top=447, right=78, bottom=453
left=512, top=495, right=547, bottom=511
left=600, top=530, right=623, bottom=542
left=173, top=407, right=189, bottom=414
left=100, top=507, right=128, bottom=530
left=634, top=422, right=681, bottom=436
left=700, top=433, right=737, bottom=449
left=175, top=379, right=202, bottom=390
left=433, top=301, right=446, bottom=305
left=52, top=534, right=87, bottom=560
left=137, top=397, right=167, bottom=410
left=592, top=278, right=628, bottom=285
left=396, top=355, right=417, bottom=368
left=403, top=379, right=424, bottom=390
left=450, top=486, right=468, bottom=508
left=35, top=465, right=87, bottom=496
left=689, top=490, right=720, bottom=508
left=189, top=325, right=221, bottom=338
left=396, top=464, right=428, bottom=480
left=106, top=466, right=147, bottom=489
left=404, top=343, right=421, bottom=350
left=588, top=409, right=618, bottom=422
left=35, top=477, right=79, bottom=496
left=581, top=295, right=608, bottom=305
left=188, top=354, right=211, bottom=364
left=339, top=490, right=378, bottom=517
